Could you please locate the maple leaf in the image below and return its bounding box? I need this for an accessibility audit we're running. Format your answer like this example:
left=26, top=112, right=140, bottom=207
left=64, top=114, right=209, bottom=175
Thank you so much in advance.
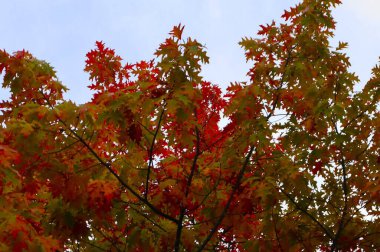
left=128, top=123, right=142, bottom=143
left=170, top=23, right=185, bottom=40
left=0, top=145, right=21, bottom=167
left=311, top=161, right=323, bottom=175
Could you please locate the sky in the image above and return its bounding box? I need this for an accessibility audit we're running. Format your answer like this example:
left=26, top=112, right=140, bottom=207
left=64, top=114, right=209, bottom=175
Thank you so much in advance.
left=0, top=0, right=379, bottom=104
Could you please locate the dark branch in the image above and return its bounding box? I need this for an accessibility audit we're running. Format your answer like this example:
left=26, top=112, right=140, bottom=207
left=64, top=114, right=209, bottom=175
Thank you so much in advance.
left=41, top=93, right=179, bottom=224
left=145, top=105, right=166, bottom=199
left=196, top=145, right=255, bottom=252
left=280, top=188, right=334, bottom=240
left=175, top=126, right=201, bottom=252
left=331, top=120, right=350, bottom=251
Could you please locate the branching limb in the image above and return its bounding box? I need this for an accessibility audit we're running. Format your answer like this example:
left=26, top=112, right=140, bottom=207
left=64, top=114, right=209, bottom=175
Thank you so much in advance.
left=41, top=92, right=179, bottom=224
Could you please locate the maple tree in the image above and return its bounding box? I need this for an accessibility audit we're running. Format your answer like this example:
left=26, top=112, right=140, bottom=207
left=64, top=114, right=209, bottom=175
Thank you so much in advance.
left=0, top=0, right=379, bottom=251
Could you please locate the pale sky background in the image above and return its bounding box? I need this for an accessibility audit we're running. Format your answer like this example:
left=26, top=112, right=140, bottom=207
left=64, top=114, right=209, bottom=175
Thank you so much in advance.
left=0, top=0, right=379, bottom=104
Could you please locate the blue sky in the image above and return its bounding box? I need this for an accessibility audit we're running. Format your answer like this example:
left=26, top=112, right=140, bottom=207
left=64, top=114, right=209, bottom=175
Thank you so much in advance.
left=1, top=0, right=379, bottom=104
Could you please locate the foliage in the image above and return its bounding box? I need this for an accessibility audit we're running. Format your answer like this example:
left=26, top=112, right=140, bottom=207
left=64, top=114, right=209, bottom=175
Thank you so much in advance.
left=0, top=0, right=379, bottom=251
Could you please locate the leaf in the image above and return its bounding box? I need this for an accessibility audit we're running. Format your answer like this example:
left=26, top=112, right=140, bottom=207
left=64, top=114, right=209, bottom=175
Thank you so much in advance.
left=0, top=145, right=21, bottom=167
left=169, top=23, right=185, bottom=40
left=63, top=211, right=75, bottom=229
left=128, top=123, right=142, bottom=143
left=311, top=161, right=323, bottom=175
left=336, top=41, right=348, bottom=51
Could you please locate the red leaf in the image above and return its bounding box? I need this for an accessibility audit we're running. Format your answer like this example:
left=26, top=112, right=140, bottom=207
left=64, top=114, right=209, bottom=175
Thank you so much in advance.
left=129, top=124, right=142, bottom=143
left=170, top=23, right=185, bottom=40
left=312, top=161, right=323, bottom=175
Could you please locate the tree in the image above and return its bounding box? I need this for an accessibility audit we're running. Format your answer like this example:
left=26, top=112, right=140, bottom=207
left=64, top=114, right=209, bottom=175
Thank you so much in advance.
left=0, top=0, right=379, bottom=251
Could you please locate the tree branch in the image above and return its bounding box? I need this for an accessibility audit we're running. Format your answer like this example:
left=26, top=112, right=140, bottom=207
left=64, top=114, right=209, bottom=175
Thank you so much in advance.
left=330, top=118, right=350, bottom=251
left=126, top=203, right=167, bottom=233
left=272, top=207, right=284, bottom=252
left=196, top=47, right=293, bottom=251
left=41, top=93, right=179, bottom=224
left=196, top=145, right=255, bottom=252
left=145, top=105, right=166, bottom=199
left=174, top=126, right=201, bottom=252
left=279, top=188, right=334, bottom=240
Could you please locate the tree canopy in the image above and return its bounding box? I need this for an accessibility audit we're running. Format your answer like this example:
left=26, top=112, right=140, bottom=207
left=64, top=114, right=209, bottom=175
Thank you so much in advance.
left=0, top=0, right=379, bottom=251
